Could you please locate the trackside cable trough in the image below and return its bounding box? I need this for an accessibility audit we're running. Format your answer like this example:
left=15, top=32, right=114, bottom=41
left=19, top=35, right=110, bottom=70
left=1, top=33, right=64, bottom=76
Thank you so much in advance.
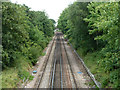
left=69, top=42, right=101, bottom=88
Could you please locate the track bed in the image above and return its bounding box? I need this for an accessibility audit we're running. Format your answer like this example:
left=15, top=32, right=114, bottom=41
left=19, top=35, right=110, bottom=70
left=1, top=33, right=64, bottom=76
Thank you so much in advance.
left=32, top=32, right=94, bottom=88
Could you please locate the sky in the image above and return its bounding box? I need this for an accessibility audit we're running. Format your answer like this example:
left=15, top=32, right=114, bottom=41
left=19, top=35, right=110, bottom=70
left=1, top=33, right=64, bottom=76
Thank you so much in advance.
left=11, top=0, right=76, bottom=22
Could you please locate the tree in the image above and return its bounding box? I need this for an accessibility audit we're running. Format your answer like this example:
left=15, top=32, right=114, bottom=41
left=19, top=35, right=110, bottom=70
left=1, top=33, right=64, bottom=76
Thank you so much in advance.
left=2, top=2, right=55, bottom=68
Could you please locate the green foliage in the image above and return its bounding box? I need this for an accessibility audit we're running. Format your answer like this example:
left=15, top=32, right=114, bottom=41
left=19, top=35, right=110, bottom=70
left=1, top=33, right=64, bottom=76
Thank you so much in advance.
left=57, top=2, right=96, bottom=54
left=18, top=70, right=33, bottom=81
left=2, top=2, right=29, bottom=68
left=41, top=52, right=46, bottom=56
left=57, top=8, right=69, bottom=34
left=2, top=68, right=20, bottom=88
left=28, top=10, right=55, bottom=37
left=2, top=2, right=55, bottom=87
left=2, top=2, right=55, bottom=68
left=85, top=2, right=120, bottom=88
left=28, top=44, right=42, bottom=65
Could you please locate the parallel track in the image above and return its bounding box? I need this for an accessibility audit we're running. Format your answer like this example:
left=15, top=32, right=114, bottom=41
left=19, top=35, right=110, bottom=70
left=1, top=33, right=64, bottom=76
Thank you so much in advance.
left=35, top=32, right=97, bottom=88
left=49, top=33, right=63, bottom=88
left=49, top=33, right=77, bottom=88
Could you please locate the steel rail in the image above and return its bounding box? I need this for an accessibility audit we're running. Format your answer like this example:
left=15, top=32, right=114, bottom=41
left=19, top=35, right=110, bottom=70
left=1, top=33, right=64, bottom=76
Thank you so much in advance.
left=49, top=47, right=56, bottom=89
left=51, top=58, right=56, bottom=88
left=49, top=39, right=56, bottom=88
left=61, top=36, right=78, bottom=88
left=35, top=36, right=56, bottom=89
left=60, top=36, right=63, bottom=89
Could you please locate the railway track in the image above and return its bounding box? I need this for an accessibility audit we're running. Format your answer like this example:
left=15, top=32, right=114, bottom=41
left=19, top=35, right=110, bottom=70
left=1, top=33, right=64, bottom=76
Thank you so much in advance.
left=61, top=35, right=77, bottom=88
left=34, top=32, right=96, bottom=88
left=49, top=33, right=63, bottom=88
left=34, top=35, right=56, bottom=88
left=49, top=32, right=77, bottom=88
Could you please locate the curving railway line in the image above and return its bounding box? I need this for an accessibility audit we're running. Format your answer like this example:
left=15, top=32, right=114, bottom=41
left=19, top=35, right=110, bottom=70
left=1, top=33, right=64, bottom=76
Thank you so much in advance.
left=33, top=32, right=98, bottom=89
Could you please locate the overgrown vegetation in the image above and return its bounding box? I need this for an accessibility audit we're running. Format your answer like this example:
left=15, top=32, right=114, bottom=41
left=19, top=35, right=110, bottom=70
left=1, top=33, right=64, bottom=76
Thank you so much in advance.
left=2, top=2, right=55, bottom=88
left=57, top=2, right=120, bottom=88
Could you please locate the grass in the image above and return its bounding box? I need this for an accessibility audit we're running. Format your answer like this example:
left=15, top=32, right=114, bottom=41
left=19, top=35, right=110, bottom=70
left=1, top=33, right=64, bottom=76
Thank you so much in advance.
left=2, top=68, right=20, bottom=88
left=2, top=67, right=34, bottom=88
left=41, top=52, right=46, bottom=56
left=76, top=49, right=110, bottom=88
left=2, top=55, right=33, bottom=88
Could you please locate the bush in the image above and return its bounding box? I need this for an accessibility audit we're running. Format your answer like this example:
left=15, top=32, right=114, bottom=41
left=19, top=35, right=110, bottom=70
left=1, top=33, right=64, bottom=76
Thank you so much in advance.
left=2, top=2, right=55, bottom=69
left=18, top=70, right=33, bottom=81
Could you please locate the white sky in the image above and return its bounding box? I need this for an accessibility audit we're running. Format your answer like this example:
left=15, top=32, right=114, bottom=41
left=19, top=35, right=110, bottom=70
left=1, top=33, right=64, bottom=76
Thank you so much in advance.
left=10, top=0, right=76, bottom=22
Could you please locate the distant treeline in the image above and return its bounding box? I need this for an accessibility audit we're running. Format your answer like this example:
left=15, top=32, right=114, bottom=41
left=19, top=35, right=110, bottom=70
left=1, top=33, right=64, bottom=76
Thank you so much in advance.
left=57, top=2, right=120, bottom=88
left=2, top=2, right=55, bottom=69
